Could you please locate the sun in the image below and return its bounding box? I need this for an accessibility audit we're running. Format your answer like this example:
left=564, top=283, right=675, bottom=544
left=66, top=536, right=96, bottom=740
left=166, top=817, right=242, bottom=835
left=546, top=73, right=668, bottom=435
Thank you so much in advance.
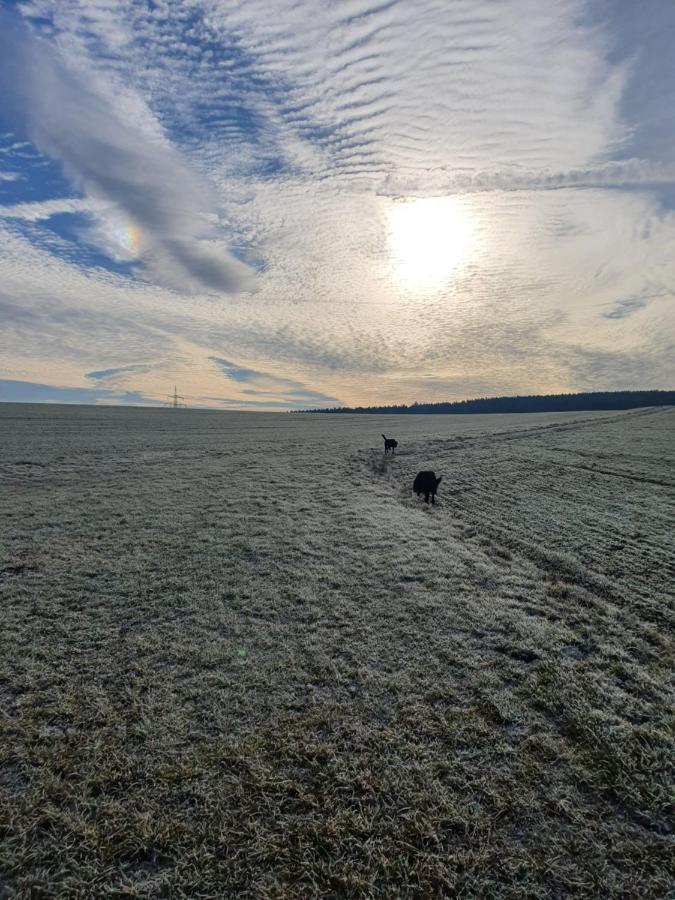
left=387, top=196, right=475, bottom=292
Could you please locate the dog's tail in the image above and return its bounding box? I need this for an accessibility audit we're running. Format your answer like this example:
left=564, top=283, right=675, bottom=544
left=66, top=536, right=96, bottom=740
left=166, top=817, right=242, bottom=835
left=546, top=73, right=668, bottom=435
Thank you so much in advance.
left=382, top=434, right=387, bottom=441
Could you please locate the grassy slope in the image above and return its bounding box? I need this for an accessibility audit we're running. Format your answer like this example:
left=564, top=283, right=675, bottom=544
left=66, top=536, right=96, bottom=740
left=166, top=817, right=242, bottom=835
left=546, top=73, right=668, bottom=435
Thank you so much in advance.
left=1, top=405, right=673, bottom=898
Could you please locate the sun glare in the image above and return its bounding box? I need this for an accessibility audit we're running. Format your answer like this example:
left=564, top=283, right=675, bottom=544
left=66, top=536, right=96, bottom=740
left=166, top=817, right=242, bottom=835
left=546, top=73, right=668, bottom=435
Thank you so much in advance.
left=388, top=196, right=475, bottom=292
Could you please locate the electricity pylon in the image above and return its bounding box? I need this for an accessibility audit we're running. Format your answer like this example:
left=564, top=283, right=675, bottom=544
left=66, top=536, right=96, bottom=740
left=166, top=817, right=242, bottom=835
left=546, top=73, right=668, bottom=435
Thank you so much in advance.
left=166, top=386, right=186, bottom=408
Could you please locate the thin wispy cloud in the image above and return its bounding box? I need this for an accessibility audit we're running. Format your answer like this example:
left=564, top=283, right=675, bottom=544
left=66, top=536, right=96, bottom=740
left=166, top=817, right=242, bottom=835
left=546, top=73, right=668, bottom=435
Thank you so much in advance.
left=0, top=378, right=154, bottom=406
left=209, top=356, right=339, bottom=405
left=0, top=8, right=254, bottom=295
left=85, top=363, right=154, bottom=386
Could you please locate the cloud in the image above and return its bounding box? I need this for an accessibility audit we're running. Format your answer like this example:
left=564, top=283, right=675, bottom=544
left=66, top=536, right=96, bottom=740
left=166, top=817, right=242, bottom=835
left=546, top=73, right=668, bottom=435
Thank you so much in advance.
left=0, top=198, right=95, bottom=222
left=603, top=298, right=647, bottom=320
left=0, top=378, right=155, bottom=405
left=85, top=363, right=153, bottom=384
left=204, top=395, right=326, bottom=410
left=570, top=342, right=675, bottom=392
left=0, top=9, right=254, bottom=294
left=0, top=1, right=674, bottom=408
left=0, top=278, right=172, bottom=366
left=209, top=355, right=339, bottom=405
left=203, top=0, right=630, bottom=185
left=379, top=159, right=675, bottom=199
left=208, top=357, right=259, bottom=383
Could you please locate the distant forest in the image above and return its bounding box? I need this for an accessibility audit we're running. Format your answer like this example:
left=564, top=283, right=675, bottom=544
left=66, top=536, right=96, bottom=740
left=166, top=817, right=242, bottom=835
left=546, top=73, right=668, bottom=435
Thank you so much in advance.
left=300, top=390, right=675, bottom=415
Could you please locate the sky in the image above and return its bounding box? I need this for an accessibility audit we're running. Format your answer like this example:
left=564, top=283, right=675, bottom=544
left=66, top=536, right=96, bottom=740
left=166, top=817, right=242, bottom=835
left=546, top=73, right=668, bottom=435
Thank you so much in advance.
left=0, top=0, right=673, bottom=410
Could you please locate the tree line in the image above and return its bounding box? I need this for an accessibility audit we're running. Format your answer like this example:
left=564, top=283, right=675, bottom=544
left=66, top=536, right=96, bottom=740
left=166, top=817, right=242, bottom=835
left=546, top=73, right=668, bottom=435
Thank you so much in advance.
left=298, top=390, right=675, bottom=415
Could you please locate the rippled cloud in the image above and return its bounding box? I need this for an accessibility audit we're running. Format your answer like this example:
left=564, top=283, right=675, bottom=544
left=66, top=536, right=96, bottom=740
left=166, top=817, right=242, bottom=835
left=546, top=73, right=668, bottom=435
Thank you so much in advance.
left=0, top=0, right=673, bottom=407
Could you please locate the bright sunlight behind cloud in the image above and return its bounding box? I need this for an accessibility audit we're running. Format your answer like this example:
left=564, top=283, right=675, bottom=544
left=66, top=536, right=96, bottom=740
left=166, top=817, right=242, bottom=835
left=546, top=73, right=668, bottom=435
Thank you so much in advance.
left=388, top=198, right=476, bottom=294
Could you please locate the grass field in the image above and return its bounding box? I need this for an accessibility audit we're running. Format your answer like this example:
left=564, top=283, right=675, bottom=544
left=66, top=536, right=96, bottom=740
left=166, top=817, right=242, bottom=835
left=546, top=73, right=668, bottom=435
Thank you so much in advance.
left=1, top=403, right=673, bottom=898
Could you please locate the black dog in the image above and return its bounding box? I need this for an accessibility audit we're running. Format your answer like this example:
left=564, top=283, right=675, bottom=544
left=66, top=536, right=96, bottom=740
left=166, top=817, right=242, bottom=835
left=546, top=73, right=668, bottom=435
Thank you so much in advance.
left=413, top=471, right=442, bottom=504
left=382, top=434, right=398, bottom=454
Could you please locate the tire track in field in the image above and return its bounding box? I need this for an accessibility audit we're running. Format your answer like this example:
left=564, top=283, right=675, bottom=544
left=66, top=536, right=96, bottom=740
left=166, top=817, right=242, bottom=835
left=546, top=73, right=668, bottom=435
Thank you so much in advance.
left=354, top=407, right=674, bottom=668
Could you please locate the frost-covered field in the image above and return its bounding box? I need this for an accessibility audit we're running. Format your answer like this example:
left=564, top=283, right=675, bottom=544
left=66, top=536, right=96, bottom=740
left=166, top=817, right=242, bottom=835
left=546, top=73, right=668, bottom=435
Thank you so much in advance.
left=1, top=403, right=673, bottom=898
